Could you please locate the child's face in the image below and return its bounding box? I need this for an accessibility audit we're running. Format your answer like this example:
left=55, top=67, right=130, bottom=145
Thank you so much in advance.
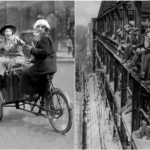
left=147, top=33, right=150, bottom=38
left=118, top=31, right=123, bottom=37
left=4, top=28, right=13, bottom=39
left=125, top=26, right=130, bottom=31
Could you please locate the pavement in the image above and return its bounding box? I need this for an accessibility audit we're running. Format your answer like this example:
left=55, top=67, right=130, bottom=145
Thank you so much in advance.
left=56, top=50, right=75, bottom=62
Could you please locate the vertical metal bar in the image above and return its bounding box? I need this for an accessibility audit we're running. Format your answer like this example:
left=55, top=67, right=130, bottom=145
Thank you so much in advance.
left=121, top=120, right=127, bottom=148
left=120, top=66, right=128, bottom=147
left=109, top=13, right=114, bottom=36
left=106, top=51, right=110, bottom=74
left=128, top=74, right=133, bottom=92
left=99, top=43, right=102, bottom=62
left=110, top=54, right=114, bottom=82
left=106, top=81, right=109, bottom=101
left=114, top=59, right=119, bottom=92
left=99, top=45, right=101, bottom=66
left=93, top=38, right=96, bottom=73
left=121, top=67, right=127, bottom=108
left=100, top=44, right=102, bottom=65
left=134, top=1, right=142, bottom=30
left=103, top=46, right=105, bottom=66
left=115, top=13, right=119, bottom=32
left=123, top=4, right=128, bottom=34
left=105, top=47, right=108, bottom=67
left=132, top=79, right=140, bottom=131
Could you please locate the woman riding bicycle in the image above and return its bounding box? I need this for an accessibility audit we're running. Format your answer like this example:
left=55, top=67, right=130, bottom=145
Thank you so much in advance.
left=0, top=24, right=25, bottom=88
left=19, top=19, right=57, bottom=99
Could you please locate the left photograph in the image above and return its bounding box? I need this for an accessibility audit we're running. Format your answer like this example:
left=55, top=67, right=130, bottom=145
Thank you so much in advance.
left=0, top=1, right=74, bottom=149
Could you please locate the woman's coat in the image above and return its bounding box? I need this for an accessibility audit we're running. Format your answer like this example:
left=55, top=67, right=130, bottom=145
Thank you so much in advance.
left=20, top=33, right=57, bottom=95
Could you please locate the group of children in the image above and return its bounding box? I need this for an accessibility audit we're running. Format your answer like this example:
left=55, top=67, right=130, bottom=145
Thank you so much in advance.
left=117, top=24, right=150, bottom=88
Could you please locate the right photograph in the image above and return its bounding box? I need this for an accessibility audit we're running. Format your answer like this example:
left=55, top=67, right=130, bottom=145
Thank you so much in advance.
left=75, top=1, right=150, bottom=149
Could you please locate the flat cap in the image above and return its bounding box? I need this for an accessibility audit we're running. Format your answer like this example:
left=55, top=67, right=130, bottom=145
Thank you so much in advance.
left=124, top=24, right=130, bottom=29
left=117, top=29, right=121, bottom=34
left=133, top=27, right=140, bottom=32
left=125, top=28, right=133, bottom=33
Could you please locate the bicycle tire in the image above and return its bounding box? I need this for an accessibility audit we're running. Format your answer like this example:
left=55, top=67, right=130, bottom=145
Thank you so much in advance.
left=45, top=88, right=72, bottom=134
left=0, top=92, right=3, bottom=121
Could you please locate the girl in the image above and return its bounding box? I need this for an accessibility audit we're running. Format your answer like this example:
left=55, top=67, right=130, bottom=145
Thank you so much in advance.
left=0, top=24, right=25, bottom=88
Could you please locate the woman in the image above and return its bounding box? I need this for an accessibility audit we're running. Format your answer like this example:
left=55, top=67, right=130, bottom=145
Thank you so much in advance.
left=0, top=24, right=25, bottom=88
left=19, top=19, right=57, bottom=98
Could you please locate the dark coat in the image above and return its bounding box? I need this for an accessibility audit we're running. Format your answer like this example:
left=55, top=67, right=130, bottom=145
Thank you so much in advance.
left=128, top=34, right=137, bottom=45
left=134, top=34, right=145, bottom=48
left=19, top=33, right=57, bottom=95
left=30, top=33, right=57, bottom=74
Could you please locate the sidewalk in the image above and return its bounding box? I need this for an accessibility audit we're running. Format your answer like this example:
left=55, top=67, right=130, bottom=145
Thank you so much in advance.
left=56, top=50, right=75, bottom=62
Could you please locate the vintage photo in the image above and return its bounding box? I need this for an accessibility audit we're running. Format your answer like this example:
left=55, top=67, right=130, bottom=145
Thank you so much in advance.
left=76, top=1, right=150, bottom=149
left=0, top=1, right=74, bottom=149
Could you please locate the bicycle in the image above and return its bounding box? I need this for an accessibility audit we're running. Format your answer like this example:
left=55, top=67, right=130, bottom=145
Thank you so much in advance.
left=0, top=63, right=73, bottom=134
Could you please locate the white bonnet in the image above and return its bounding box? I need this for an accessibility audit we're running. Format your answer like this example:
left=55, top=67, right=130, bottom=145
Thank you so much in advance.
left=34, top=19, right=50, bottom=29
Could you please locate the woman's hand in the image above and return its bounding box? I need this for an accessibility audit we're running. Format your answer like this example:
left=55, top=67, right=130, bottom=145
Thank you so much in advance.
left=25, top=45, right=32, bottom=51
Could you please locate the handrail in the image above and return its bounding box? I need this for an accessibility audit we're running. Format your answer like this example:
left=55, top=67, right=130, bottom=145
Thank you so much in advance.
left=94, top=30, right=124, bottom=55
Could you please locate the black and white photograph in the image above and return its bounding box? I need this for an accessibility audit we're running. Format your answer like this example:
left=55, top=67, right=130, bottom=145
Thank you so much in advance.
left=1, top=0, right=150, bottom=149
left=75, top=1, right=150, bottom=149
left=0, top=1, right=74, bottom=149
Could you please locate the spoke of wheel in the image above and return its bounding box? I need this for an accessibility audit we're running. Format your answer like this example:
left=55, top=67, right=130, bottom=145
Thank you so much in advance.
left=52, top=94, right=69, bottom=130
left=55, top=94, right=63, bottom=110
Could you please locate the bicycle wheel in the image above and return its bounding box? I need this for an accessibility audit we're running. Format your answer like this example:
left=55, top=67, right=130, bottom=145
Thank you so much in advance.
left=0, top=92, right=3, bottom=121
left=45, top=89, right=72, bottom=134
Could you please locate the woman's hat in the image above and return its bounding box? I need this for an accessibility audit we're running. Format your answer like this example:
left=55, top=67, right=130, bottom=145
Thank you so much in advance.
left=0, top=24, right=17, bottom=36
left=34, top=19, right=50, bottom=29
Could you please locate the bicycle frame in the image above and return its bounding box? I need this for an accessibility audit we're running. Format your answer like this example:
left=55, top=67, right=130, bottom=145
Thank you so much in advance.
left=0, top=60, right=68, bottom=123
